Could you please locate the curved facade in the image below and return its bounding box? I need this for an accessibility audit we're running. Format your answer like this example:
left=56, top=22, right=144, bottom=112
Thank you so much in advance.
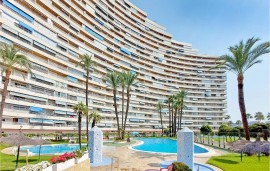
left=0, top=0, right=226, bottom=133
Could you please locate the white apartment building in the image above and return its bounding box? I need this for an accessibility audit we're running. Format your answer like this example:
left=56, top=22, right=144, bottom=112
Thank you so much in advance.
left=0, top=0, right=226, bottom=133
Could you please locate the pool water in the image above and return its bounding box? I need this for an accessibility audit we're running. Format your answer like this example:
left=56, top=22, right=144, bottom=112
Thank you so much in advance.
left=21, top=144, right=87, bottom=155
left=132, top=138, right=208, bottom=154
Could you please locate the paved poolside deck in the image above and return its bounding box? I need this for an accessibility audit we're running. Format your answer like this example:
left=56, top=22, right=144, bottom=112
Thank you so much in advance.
left=92, top=142, right=224, bottom=171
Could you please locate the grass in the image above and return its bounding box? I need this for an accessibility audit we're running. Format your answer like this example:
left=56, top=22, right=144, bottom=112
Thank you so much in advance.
left=0, top=144, right=51, bottom=171
left=207, top=153, right=270, bottom=171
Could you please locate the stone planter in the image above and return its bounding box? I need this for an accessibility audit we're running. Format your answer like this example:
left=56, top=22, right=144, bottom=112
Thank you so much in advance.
left=75, top=153, right=89, bottom=164
left=51, top=158, right=75, bottom=171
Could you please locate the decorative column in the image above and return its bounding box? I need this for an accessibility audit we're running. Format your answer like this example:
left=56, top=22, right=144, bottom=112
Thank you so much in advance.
left=177, top=127, right=194, bottom=171
left=88, top=126, right=103, bottom=163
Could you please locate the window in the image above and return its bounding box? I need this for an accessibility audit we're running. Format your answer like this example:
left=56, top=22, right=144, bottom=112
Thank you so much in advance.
left=120, top=47, right=131, bottom=55
left=18, top=21, right=33, bottom=33
left=3, top=0, right=34, bottom=22
left=85, top=26, right=104, bottom=41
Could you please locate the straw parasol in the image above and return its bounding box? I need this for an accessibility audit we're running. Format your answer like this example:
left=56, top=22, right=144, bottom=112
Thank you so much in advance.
left=0, top=133, right=47, bottom=169
left=33, top=138, right=50, bottom=161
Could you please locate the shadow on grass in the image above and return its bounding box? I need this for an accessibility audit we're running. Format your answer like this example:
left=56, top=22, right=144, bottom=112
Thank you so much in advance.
left=212, top=158, right=239, bottom=164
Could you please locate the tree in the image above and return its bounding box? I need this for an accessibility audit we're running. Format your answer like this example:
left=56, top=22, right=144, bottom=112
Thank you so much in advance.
left=200, top=124, right=213, bottom=135
left=0, top=44, right=32, bottom=136
left=118, top=72, right=127, bottom=131
left=168, top=95, right=174, bottom=135
left=213, top=37, right=270, bottom=140
left=89, top=111, right=101, bottom=128
left=236, top=120, right=242, bottom=126
left=73, top=102, right=88, bottom=149
left=255, top=112, right=264, bottom=122
left=105, top=71, right=121, bottom=138
left=176, top=90, right=187, bottom=130
left=246, top=113, right=253, bottom=121
left=267, top=113, right=270, bottom=120
left=227, top=121, right=233, bottom=126
left=78, top=54, right=96, bottom=143
left=122, top=72, right=137, bottom=139
left=225, top=115, right=231, bottom=120
left=156, top=102, right=164, bottom=133
left=172, top=97, right=180, bottom=135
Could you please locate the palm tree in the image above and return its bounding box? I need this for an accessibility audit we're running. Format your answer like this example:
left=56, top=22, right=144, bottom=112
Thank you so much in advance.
left=156, top=102, right=164, bottom=134
left=122, top=72, right=137, bottom=139
left=105, top=72, right=121, bottom=138
left=0, top=44, right=32, bottom=137
left=236, top=120, right=242, bottom=126
left=168, top=95, right=174, bottom=135
left=227, top=121, right=233, bottom=126
left=255, top=112, right=264, bottom=122
left=225, top=115, right=231, bottom=120
left=246, top=113, right=253, bottom=122
left=77, top=54, right=96, bottom=143
left=89, top=111, right=101, bottom=128
left=267, top=113, right=270, bottom=120
left=118, top=72, right=127, bottom=130
left=73, top=102, right=88, bottom=149
left=213, top=37, right=270, bottom=140
left=172, top=98, right=180, bottom=135
left=176, top=90, right=187, bottom=130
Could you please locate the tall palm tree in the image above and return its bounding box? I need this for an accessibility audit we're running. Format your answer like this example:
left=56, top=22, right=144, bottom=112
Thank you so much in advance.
left=172, top=98, right=180, bottom=135
left=255, top=112, right=264, bottom=122
left=118, top=72, right=127, bottom=130
left=246, top=113, right=253, bottom=122
left=225, top=115, right=231, bottom=120
left=156, top=102, right=164, bottom=134
left=168, top=95, right=174, bottom=135
left=73, top=102, right=88, bottom=149
left=0, top=44, right=32, bottom=137
left=176, top=90, right=187, bottom=130
left=236, top=120, right=242, bottom=126
left=77, top=54, right=96, bottom=143
left=213, top=37, right=270, bottom=140
left=122, top=72, right=137, bottom=139
left=89, top=111, right=101, bottom=128
left=105, top=71, right=121, bottom=138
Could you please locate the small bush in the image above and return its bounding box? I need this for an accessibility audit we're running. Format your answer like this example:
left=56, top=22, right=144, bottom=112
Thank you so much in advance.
left=172, top=162, right=192, bottom=171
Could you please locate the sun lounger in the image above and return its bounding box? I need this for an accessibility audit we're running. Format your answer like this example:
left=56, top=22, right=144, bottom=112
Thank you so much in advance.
left=12, top=148, right=34, bottom=165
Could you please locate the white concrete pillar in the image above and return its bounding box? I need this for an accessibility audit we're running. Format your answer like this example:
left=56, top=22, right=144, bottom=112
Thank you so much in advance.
left=177, top=127, right=194, bottom=171
left=88, top=126, right=103, bottom=163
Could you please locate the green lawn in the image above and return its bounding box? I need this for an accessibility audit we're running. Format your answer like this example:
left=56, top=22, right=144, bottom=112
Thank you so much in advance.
left=207, top=153, right=270, bottom=171
left=0, top=144, right=52, bottom=171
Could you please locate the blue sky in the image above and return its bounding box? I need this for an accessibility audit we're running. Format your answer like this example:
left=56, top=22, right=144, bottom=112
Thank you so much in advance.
left=130, top=0, right=270, bottom=122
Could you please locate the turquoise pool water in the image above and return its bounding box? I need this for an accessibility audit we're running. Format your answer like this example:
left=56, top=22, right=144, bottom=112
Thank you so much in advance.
left=132, top=138, right=208, bottom=154
left=21, top=144, right=87, bottom=155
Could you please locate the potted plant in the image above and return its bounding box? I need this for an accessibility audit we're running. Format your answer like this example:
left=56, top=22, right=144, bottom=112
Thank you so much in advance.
left=74, top=147, right=88, bottom=164
left=50, top=152, right=75, bottom=171
left=171, top=162, right=192, bottom=171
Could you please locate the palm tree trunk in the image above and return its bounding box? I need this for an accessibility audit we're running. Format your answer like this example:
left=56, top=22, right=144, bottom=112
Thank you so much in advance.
left=85, top=70, right=89, bottom=143
left=168, top=102, right=171, bottom=135
left=78, top=112, right=82, bottom=149
left=113, top=88, right=120, bottom=139
left=171, top=107, right=174, bottom=135
left=123, top=87, right=130, bottom=140
left=179, top=107, right=183, bottom=130
left=0, top=69, right=11, bottom=137
left=177, top=108, right=180, bottom=130
left=91, top=117, right=96, bottom=128
left=121, top=85, right=124, bottom=130
left=159, top=110, right=163, bottom=134
left=237, top=75, right=250, bottom=140
left=174, top=109, right=177, bottom=135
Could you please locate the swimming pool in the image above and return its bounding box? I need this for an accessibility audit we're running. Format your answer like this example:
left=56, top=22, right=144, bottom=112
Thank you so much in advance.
left=132, top=138, right=208, bottom=154
left=21, top=144, right=87, bottom=155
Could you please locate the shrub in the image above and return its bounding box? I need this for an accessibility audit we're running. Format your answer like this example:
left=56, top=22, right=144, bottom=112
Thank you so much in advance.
left=261, top=143, right=270, bottom=156
left=74, top=150, right=83, bottom=158
left=200, top=124, right=213, bottom=135
left=172, top=162, right=192, bottom=171
left=50, top=152, right=75, bottom=164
